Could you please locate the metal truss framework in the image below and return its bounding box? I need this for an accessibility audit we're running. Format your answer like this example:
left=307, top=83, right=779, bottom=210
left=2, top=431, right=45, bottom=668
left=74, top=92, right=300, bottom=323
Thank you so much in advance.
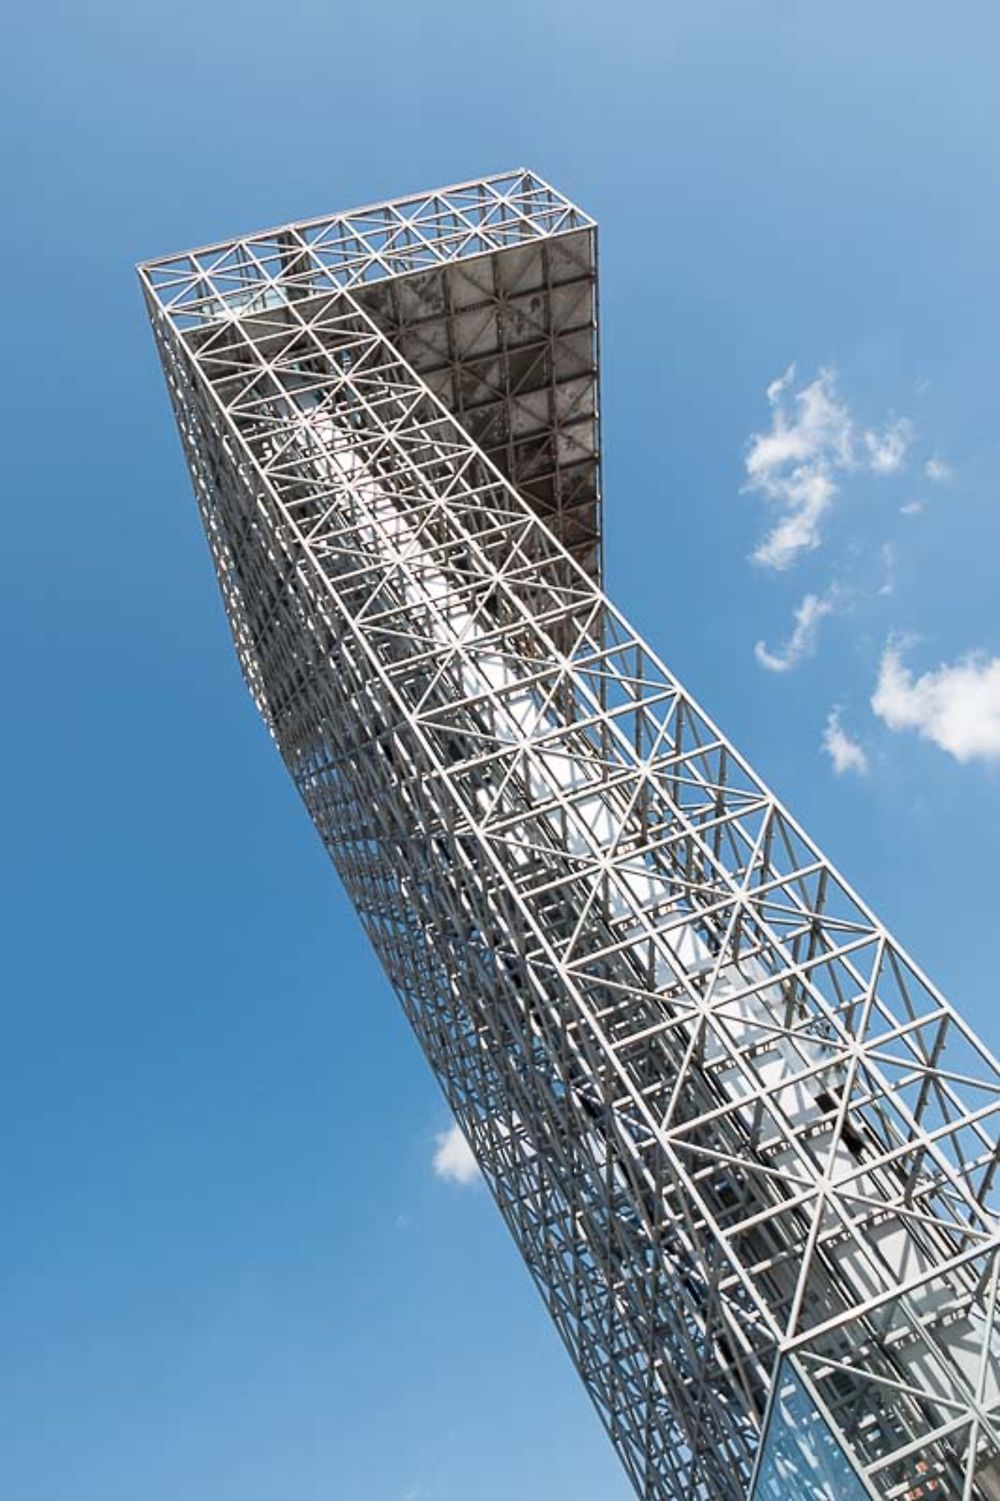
left=141, top=171, right=1000, bottom=1501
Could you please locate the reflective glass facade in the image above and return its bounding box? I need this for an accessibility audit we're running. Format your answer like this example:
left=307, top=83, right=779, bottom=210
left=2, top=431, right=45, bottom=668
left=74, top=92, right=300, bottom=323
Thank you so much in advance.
left=751, top=1362, right=869, bottom=1501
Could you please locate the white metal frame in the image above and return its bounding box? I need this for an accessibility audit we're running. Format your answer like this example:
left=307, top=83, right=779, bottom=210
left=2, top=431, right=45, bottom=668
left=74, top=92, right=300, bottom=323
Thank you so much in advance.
left=140, top=171, right=1000, bottom=1501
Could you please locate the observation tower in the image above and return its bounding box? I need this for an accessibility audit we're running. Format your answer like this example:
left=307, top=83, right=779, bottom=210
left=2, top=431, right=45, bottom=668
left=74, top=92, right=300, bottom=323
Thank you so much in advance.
left=140, top=171, right=1000, bottom=1500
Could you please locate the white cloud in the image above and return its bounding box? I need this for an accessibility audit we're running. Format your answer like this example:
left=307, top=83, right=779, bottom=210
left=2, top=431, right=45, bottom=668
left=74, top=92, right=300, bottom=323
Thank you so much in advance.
left=749, top=366, right=854, bottom=477
left=432, top=1121, right=480, bottom=1186
left=900, top=499, right=925, bottom=517
left=925, top=456, right=952, bottom=483
left=878, top=542, right=895, bottom=598
left=755, top=589, right=837, bottom=672
left=751, top=468, right=838, bottom=571
left=871, top=644, right=1000, bottom=763
left=863, top=418, right=912, bottom=475
left=745, top=367, right=850, bottom=570
left=822, top=708, right=868, bottom=776
left=744, top=367, right=912, bottom=570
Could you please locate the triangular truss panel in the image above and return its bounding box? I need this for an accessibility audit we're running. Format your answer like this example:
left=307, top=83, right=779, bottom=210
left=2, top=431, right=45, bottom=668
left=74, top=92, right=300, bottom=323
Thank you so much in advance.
left=140, top=173, right=1000, bottom=1501
left=144, top=169, right=600, bottom=582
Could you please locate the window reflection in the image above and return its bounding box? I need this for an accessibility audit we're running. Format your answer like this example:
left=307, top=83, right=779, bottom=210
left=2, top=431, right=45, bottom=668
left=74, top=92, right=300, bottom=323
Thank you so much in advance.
left=751, top=1362, right=868, bottom=1500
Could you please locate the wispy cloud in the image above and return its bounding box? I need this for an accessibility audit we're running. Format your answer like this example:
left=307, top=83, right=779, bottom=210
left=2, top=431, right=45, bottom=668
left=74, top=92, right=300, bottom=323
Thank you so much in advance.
left=871, top=643, right=1000, bottom=763
left=864, top=418, right=912, bottom=475
left=822, top=708, right=868, bottom=776
left=432, top=1122, right=480, bottom=1186
left=755, top=589, right=837, bottom=672
left=925, top=456, right=952, bottom=483
left=744, top=366, right=912, bottom=570
left=900, top=499, right=925, bottom=517
left=745, top=367, right=849, bottom=570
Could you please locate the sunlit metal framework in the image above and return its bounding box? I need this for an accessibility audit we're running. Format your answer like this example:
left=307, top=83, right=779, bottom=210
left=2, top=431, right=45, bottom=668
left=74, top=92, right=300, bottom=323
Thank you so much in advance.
left=141, top=171, right=1000, bottom=1501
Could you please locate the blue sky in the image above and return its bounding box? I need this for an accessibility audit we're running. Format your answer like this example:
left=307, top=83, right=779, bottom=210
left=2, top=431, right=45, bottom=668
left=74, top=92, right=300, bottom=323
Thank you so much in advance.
left=3, top=4, right=999, bottom=1498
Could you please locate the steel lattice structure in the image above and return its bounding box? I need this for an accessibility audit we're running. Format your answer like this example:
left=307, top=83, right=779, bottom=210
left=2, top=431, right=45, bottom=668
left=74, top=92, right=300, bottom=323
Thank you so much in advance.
left=140, top=171, right=1000, bottom=1501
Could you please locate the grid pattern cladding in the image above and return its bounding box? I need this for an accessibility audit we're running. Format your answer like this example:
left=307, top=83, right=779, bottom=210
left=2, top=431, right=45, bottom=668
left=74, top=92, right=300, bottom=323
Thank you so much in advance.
left=141, top=172, right=1000, bottom=1501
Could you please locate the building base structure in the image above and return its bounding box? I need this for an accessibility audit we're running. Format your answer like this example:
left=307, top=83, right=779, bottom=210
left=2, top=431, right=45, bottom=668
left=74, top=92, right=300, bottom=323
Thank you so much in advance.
left=141, top=172, right=1000, bottom=1501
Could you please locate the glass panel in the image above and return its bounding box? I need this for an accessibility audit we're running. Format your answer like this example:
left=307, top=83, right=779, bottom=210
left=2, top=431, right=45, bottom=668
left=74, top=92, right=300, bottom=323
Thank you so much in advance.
left=751, top=1360, right=869, bottom=1500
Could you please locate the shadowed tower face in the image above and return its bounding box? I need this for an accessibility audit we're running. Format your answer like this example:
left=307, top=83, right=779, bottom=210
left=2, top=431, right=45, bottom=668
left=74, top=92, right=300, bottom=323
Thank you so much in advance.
left=140, top=172, right=1000, bottom=1501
